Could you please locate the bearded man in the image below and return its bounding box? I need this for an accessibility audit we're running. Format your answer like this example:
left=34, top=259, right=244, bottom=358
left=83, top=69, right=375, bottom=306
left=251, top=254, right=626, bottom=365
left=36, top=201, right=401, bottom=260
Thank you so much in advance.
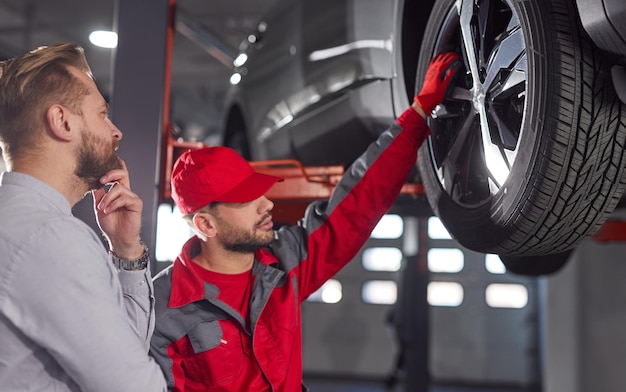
left=0, top=43, right=166, bottom=391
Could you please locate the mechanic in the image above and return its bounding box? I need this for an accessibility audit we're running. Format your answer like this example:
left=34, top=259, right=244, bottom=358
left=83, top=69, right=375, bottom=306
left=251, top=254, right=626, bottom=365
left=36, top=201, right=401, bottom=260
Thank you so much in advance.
left=150, top=51, right=460, bottom=391
left=0, top=43, right=166, bottom=391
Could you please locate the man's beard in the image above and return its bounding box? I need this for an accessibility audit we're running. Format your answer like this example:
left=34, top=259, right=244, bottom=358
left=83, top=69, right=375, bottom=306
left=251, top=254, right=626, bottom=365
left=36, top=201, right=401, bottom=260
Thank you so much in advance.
left=75, top=130, right=123, bottom=190
left=218, top=214, right=274, bottom=254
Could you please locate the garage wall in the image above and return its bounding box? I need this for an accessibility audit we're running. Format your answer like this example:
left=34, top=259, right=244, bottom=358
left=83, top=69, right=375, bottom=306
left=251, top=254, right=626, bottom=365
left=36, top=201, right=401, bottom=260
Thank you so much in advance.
left=302, top=214, right=406, bottom=378
left=543, top=213, right=626, bottom=392
left=302, top=213, right=541, bottom=387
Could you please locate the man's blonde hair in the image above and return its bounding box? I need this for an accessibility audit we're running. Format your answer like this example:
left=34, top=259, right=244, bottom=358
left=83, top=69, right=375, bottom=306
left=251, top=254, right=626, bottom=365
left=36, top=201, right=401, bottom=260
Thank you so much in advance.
left=0, top=43, right=93, bottom=160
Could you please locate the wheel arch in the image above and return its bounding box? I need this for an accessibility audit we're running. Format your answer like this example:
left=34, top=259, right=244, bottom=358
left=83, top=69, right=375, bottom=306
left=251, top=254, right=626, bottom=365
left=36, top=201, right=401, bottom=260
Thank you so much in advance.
left=396, top=0, right=438, bottom=108
left=222, top=103, right=253, bottom=160
left=223, top=104, right=245, bottom=141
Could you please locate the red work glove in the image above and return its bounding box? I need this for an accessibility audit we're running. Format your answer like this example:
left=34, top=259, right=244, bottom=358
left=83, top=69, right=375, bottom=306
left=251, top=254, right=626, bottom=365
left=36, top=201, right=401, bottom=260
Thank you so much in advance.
left=414, top=52, right=461, bottom=114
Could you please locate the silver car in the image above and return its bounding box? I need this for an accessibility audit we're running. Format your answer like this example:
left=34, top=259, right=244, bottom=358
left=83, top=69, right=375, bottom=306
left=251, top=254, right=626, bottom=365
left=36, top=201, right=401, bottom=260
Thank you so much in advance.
left=221, top=0, right=626, bottom=274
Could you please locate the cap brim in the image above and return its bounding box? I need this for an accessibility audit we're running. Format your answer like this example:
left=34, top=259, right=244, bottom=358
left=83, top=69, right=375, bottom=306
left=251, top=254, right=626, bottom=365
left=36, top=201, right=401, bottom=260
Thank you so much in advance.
left=215, top=172, right=282, bottom=203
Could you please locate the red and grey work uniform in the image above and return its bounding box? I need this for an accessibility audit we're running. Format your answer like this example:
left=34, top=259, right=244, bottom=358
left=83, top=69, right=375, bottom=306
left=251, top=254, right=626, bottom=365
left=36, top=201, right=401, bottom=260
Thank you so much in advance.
left=149, top=108, right=430, bottom=391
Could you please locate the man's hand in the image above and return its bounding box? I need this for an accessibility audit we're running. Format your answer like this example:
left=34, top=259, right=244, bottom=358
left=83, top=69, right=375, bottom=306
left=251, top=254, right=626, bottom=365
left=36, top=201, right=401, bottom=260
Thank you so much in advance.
left=414, top=51, right=461, bottom=115
left=93, top=160, right=144, bottom=260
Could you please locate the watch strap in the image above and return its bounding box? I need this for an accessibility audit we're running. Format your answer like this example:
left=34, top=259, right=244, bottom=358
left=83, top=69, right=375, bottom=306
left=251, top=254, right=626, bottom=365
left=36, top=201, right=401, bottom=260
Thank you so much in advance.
left=110, top=243, right=150, bottom=271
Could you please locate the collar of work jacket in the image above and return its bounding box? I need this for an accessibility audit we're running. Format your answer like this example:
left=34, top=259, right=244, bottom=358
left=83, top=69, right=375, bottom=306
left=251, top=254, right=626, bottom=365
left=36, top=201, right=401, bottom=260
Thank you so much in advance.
left=168, top=235, right=284, bottom=309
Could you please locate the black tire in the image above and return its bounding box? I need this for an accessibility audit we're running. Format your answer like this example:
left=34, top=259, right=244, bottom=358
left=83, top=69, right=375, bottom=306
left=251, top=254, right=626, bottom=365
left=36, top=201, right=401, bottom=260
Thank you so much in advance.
left=416, top=0, right=626, bottom=256
left=499, top=250, right=573, bottom=276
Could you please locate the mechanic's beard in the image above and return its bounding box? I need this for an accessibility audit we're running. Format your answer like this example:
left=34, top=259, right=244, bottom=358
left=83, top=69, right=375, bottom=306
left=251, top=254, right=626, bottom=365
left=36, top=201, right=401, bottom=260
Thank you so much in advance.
left=76, top=134, right=122, bottom=190
left=219, top=216, right=274, bottom=254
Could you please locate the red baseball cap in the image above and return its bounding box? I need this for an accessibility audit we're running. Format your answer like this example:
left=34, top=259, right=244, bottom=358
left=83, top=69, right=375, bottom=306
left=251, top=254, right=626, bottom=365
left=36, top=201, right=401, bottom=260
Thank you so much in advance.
left=171, top=146, right=283, bottom=214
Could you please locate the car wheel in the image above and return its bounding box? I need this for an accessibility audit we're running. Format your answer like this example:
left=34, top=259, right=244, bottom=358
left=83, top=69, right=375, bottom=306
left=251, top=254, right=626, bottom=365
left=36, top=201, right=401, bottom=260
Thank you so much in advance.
left=416, top=0, right=626, bottom=259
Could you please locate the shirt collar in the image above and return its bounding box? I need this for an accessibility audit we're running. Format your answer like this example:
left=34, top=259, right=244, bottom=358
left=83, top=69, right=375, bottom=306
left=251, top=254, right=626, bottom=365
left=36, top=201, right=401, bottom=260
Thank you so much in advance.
left=168, top=236, right=281, bottom=308
left=0, top=171, right=72, bottom=215
left=169, top=236, right=207, bottom=308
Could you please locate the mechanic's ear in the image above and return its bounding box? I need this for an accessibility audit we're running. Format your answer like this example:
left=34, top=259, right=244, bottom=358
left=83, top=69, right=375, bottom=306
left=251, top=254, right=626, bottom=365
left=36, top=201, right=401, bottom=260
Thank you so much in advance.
left=193, top=212, right=217, bottom=239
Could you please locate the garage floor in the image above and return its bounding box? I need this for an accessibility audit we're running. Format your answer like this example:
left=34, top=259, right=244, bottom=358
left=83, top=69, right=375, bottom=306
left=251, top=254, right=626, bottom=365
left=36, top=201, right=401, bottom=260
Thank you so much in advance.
left=304, top=378, right=540, bottom=392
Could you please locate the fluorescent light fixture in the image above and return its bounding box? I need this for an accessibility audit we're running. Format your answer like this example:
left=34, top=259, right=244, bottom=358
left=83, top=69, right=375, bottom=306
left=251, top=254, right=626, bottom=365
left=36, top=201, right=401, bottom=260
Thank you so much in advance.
left=362, top=247, right=402, bottom=272
left=428, top=248, right=464, bottom=273
left=428, top=216, right=452, bottom=239
left=485, top=254, right=507, bottom=274
left=428, top=282, right=464, bottom=307
left=362, top=280, right=397, bottom=305
left=485, top=283, right=528, bottom=308
left=370, top=214, right=403, bottom=239
left=89, top=30, right=118, bottom=49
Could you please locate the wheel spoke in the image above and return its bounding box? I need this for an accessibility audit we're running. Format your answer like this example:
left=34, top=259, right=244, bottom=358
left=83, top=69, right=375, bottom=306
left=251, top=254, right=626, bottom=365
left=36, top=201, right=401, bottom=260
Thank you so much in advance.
left=442, top=110, right=476, bottom=172
left=449, top=86, right=473, bottom=101
left=477, top=0, right=492, bottom=68
left=489, top=65, right=526, bottom=151
left=438, top=109, right=490, bottom=202
left=460, top=0, right=481, bottom=89
left=483, top=25, right=525, bottom=92
left=478, top=103, right=509, bottom=186
left=441, top=158, right=458, bottom=197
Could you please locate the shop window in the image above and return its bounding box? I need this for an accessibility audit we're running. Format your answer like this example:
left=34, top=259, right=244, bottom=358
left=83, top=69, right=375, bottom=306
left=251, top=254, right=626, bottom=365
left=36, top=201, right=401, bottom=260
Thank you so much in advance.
left=155, top=203, right=193, bottom=262
left=362, top=247, right=402, bottom=272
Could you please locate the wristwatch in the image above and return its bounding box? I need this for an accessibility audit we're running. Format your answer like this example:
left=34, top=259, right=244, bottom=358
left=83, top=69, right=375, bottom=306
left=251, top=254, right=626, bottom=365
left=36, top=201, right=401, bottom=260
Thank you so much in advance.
left=110, top=243, right=150, bottom=271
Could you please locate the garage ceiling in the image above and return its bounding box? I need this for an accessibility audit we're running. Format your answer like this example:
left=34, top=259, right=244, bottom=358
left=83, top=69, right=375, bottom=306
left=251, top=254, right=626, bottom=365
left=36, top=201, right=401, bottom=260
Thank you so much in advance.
left=0, top=0, right=278, bottom=143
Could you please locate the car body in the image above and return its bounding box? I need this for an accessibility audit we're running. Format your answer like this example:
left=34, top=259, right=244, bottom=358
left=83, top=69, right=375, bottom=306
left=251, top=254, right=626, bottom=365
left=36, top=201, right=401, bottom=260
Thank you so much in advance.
left=222, top=0, right=406, bottom=165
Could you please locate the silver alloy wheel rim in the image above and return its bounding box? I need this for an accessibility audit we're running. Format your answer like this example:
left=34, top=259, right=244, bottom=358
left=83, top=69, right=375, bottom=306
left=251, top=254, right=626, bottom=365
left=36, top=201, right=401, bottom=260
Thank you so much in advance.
left=428, top=0, right=527, bottom=208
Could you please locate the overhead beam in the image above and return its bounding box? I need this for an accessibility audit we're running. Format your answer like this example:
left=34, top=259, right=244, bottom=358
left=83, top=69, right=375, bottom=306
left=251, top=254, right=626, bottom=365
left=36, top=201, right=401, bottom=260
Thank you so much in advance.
left=175, top=11, right=236, bottom=68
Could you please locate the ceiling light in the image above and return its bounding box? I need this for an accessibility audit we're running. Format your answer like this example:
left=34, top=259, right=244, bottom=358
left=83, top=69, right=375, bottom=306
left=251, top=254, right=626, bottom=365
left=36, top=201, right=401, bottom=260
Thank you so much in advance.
left=89, top=30, right=118, bottom=49
left=230, top=73, right=242, bottom=85
left=233, top=53, right=248, bottom=67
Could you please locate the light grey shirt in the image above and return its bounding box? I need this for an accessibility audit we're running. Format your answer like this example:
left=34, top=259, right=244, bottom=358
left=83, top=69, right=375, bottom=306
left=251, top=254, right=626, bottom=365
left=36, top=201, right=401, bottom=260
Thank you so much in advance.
left=0, top=172, right=166, bottom=391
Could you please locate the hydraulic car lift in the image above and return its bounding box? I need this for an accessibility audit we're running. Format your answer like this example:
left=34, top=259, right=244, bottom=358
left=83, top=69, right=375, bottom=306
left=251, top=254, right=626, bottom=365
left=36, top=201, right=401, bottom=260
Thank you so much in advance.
left=160, top=133, right=427, bottom=224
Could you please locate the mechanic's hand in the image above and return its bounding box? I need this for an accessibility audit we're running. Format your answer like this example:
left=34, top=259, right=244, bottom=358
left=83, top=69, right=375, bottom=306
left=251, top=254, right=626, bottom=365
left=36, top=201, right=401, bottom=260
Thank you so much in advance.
left=92, top=160, right=145, bottom=260
left=414, top=51, right=461, bottom=115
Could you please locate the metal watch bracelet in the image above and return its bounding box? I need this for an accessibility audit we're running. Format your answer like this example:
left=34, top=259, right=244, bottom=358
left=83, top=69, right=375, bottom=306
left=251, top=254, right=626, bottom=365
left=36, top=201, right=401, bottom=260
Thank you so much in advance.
left=110, top=243, right=150, bottom=271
